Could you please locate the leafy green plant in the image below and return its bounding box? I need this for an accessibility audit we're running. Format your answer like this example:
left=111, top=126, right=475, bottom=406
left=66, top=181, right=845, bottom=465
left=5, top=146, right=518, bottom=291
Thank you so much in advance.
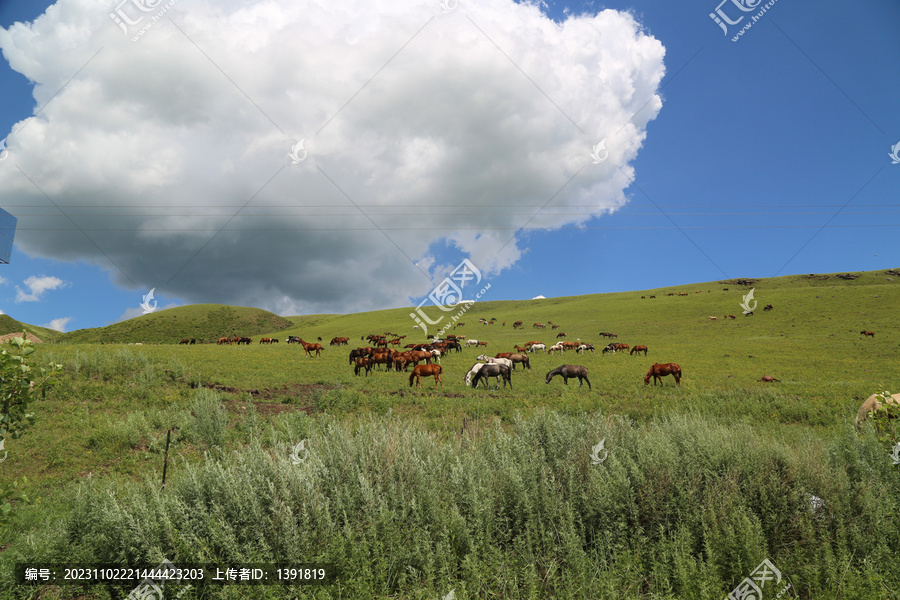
left=0, top=332, right=61, bottom=526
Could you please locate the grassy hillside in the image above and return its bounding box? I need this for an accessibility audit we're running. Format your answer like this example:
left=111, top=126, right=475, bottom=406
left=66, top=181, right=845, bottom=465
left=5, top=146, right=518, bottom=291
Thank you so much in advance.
left=0, top=314, right=62, bottom=343
left=59, top=304, right=295, bottom=344
left=2, top=268, right=899, bottom=599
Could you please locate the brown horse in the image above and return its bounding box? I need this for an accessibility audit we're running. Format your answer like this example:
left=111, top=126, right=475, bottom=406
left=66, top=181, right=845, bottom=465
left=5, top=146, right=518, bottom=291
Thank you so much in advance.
left=644, top=363, right=681, bottom=386
left=860, top=330, right=875, bottom=338
left=507, top=353, right=531, bottom=370
left=354, top=357, right=373, bottom=376
left=630, top=345, right=648, bottom=356
left=299, top=339, right=323, bottom=357
left=409, top=364, right=443, bottom=388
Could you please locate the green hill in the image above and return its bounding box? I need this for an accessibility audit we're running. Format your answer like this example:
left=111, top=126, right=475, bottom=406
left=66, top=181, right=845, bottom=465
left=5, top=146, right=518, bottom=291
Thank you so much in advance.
left=0, top=314, right=63, bottom=342
left=268, top=268, right=900, bottom=349
left=59, top=304, right=295, bottom=344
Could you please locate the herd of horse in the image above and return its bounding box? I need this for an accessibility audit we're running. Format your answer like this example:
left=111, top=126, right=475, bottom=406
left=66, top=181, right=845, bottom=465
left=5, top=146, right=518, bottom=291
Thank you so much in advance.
left=332, top=331, right=683, bottom=390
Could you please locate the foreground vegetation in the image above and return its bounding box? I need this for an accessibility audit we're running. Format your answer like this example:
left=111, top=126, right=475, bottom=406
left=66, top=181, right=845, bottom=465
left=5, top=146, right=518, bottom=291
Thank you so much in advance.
left=1, top=270, right=898, bottom=599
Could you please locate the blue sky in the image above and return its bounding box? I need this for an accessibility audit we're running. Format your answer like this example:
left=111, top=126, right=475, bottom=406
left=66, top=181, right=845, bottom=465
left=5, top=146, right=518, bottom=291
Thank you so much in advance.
left=0, top=0, right=898, bottom=333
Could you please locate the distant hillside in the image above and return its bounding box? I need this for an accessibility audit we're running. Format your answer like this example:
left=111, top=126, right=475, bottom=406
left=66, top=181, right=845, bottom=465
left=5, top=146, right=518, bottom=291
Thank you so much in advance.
left=266, top=267, right=900, bottom=346
left=60, top=304, right=295, bottom=344
left=0, top=314, right=62, bottom=342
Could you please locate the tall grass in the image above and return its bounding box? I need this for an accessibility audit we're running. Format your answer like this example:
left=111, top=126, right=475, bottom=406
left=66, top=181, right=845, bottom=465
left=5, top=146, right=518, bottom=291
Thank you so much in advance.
left=5, top=410, right=897, bottom=599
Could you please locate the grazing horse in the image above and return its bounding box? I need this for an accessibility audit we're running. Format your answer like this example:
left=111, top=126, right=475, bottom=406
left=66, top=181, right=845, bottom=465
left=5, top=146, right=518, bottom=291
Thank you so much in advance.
left=179, top=338, right=190, bottom=345
left=508, top=353, right=530, bottom=370
left=527, top=342, right=546, bottom=352
left=860, top=331, right=875, bottom=338
left=471, top=363, right=512, bottom=389
left=465, top=339, right=481, bottom=347
left=577, top=344, right=594, bottom=353
left=477, top=354, right=513, bottom=369
left=630, top=345, right=648, bottom=356
left=545, top=365, right=591, bottom=389
left=759, top=375, right=779, bottom=382
left=855, top=393, right=900, bottom=427
left=409, top=364, right=443, bottom=388
left=763, top=304, right=773, bottom=311
left=369, top=352, right=394, bottom=370
left=465, top=363, right=491, bottom=387
left=298, top=339, right=323, bottom=357
left=556, top=332, right=567, bottom=338
left=548, top=343, right=564, bottom=354
left=644, top=363, right=682, bottom=386
left=354, top=357, right=373, bottom=377
left=514, top=345, right=529, bottom=353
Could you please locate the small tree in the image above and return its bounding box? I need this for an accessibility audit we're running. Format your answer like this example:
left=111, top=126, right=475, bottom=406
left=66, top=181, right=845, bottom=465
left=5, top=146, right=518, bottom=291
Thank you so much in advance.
left=0, top=332, right=61, bottom=526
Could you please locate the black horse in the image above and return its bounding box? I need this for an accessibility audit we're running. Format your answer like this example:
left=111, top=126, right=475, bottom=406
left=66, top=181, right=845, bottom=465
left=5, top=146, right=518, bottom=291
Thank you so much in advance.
left=545, top=365, right=591, bottom=389
left=471, top=363, right=512, bottom=389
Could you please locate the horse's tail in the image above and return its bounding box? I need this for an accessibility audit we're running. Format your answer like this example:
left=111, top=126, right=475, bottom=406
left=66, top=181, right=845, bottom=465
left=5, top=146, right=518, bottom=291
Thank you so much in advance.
left=409, top=371, right=416, bottom=387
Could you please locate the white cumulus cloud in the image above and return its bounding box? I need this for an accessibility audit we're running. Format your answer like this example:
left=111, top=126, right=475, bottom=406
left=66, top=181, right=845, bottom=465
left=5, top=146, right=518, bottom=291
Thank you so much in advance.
left=43, top=316, right=73, bottom=332
left=15, top=275, right=68, bottom=302
left=0, top=0, right=665, bottom=315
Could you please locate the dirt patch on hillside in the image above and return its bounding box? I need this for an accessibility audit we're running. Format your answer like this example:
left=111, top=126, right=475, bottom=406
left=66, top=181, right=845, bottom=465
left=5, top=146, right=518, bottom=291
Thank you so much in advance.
left=208, top=382, right=335, bottom=416
left=0, top=332, right=42, bottom=344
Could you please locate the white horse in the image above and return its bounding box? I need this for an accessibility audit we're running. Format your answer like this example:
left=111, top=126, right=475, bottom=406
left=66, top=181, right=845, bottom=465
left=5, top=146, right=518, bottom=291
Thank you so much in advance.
left=464, top=362, right=499, bottom=387
left=430, top=349, right=442, bottom=363
left=476, top=354, right=513, bottom=369
left=465, top=339, right=480, bottom=347
left=577, top=344, right=594, bottom=354
left=528, top=343, right=546, bottom=353
left=548, top=343, right=563, bottom=354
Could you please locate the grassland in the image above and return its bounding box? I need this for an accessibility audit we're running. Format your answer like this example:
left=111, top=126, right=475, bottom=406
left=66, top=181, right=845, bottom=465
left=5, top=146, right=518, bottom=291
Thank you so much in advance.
left=1, top=269, right=898, bottom=599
